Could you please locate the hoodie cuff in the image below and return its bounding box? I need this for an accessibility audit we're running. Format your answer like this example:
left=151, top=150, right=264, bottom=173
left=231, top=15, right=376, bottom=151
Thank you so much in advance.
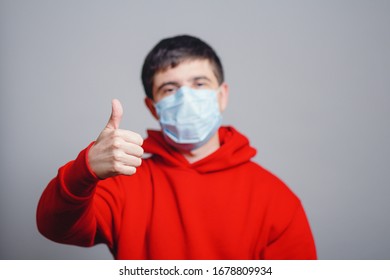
left=62, top=142, right=100, bottom=199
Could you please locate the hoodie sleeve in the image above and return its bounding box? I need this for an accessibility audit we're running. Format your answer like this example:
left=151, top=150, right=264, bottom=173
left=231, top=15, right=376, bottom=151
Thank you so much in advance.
left=36, top=143, right=119, bottom=249
left=262, top=201, right=317, bottom=260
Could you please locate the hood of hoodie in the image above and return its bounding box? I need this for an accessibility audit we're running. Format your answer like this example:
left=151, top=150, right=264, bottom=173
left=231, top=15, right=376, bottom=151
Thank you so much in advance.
left=142, top=126, right=257, bottom=173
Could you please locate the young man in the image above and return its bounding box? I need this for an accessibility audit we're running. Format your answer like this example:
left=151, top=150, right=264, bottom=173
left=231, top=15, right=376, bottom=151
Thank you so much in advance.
left=37, top=35, right=317, bottom=259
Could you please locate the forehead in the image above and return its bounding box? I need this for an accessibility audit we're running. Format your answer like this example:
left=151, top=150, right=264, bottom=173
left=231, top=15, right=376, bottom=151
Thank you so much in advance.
left=153, top=59, right=217, bottom=87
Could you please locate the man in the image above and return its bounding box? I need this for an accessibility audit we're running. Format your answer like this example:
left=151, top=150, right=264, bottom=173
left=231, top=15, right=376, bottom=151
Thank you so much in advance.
left=37, top=35, right=317, bottom=259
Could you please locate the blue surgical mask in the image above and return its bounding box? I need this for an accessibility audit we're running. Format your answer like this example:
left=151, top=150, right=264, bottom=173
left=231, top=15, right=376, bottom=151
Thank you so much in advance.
left=155, top=86, right=222, bottom=151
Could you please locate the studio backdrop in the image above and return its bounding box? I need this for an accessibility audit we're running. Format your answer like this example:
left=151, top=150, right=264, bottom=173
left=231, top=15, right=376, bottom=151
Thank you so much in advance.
left=0, top=0, right=389, bottom=259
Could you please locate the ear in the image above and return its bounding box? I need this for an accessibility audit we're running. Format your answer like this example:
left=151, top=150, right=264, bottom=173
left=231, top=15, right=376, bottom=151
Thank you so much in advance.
left=144, top=97, right=159, bottom=120
left=218, top=82, right=229, bottom=113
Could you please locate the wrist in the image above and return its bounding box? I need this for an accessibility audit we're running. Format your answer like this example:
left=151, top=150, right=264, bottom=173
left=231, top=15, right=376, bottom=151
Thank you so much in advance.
left=63, top=142, right=100, bottom=197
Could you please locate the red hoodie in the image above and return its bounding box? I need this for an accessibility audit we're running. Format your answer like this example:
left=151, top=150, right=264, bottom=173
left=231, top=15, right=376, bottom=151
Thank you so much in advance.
left=37, top=126, right=317, bottom=259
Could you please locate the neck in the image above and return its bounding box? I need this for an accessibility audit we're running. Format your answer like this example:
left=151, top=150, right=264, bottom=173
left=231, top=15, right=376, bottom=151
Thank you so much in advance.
left=181, top=133, right=220, bottom=163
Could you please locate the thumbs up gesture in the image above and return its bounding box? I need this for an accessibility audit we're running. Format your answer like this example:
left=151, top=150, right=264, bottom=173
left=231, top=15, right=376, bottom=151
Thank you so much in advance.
left=88, top=99, right=144, bottom=179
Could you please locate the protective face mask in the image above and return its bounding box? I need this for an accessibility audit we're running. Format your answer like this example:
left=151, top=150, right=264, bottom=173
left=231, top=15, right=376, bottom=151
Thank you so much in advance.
left=155, top=86, right=222, bottom=151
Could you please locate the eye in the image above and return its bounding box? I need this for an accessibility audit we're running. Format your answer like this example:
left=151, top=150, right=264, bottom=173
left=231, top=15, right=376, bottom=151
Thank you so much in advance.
left=161, top=85, right=178, bottom=96
left=195, top=82, right=206, bottom=88
left=193, top=77, right=211, bottom=89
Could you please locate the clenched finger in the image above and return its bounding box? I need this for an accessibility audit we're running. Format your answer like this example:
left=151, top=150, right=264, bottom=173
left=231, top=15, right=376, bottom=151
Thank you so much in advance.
left=115, top=129, right=144, bottom=146
left=122, top=143, right=144, bottom=158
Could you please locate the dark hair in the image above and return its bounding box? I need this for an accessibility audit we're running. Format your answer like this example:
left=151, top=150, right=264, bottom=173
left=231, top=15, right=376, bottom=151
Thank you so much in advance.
left=141, top=35, right=224, bottom=100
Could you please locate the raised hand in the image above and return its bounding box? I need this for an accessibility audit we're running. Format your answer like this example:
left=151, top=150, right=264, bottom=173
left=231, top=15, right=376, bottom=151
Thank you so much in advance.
left=88, top=99, right=144, bottom=179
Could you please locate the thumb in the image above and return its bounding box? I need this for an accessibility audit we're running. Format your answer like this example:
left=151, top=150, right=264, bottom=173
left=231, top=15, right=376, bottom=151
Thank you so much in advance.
left=106, top=99, right=123, bottom=129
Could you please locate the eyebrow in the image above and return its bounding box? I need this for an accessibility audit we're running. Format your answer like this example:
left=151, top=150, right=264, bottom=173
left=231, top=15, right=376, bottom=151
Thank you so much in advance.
left=191, top=76, right=212, bottom=83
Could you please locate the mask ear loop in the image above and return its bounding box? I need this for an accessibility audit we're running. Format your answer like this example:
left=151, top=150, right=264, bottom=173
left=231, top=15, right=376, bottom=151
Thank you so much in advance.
left=214, top=85, right=225, bottom=113
left=214, top=86, right=222, bottom=101
left=214, top=85, right=222, bottom=95
left=153, top=99, right=161, bottom=119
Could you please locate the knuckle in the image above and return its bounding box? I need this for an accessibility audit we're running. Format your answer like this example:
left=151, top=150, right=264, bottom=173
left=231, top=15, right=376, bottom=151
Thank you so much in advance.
left=112, top=161, right=122, bottom=173
left=133, top=146, right=144, bottom=158
left=112, top=129, right=121, bottom=137
left=112, top=138, right=122, bottom=149
left=137, top=135, right=144, bottom=146
left=129, top=167, right=137, bottom=175
left=112, top=150, right=122, bottom=161
left=134, top=157, right=142, bottom=167
left=131, top=132, right=143, bottom=145
left=125, top=166, right=136, bottom=176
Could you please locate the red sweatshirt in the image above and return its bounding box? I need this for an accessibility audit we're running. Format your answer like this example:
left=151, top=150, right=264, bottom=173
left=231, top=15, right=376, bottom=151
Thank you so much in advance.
left=37, top=126, right=316, bottom=259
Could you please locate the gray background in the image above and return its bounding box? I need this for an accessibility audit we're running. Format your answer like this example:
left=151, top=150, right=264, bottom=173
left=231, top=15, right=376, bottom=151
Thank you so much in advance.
left=1, top=0, right=389, bottom=260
